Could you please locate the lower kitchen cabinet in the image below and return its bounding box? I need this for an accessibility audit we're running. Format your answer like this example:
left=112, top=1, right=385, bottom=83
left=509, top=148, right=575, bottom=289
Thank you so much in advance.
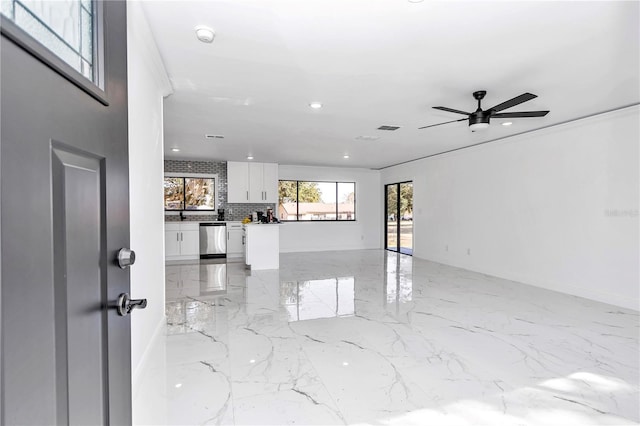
left=226, top=222, right=244, bottom=259
left=165, top=222, right=200, bottom=260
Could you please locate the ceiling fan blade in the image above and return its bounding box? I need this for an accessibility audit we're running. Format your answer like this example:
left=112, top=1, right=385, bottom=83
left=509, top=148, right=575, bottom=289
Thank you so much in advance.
left=488, top=93, right=537, bottom=112
left=433, top=106, right=471, bottom=116
left=418, top=118, right=467, bottom=129
left=491, top=111, right=549, bottom=118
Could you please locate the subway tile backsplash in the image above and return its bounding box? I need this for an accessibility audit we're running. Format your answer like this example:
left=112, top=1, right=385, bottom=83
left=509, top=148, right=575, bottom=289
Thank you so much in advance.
left=164, top=160, right=274, bottom=222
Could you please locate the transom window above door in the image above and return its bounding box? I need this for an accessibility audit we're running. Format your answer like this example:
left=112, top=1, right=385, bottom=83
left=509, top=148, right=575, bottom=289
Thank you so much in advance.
left=1, top=0, right=97, bottom=82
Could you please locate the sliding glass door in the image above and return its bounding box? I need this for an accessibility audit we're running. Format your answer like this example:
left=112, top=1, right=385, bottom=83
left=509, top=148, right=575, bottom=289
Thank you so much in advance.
left=385, top=182, right=413, bottom=255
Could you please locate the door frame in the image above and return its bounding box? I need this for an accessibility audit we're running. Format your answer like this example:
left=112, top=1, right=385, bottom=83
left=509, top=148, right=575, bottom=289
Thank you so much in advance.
left=384, top=181, right=413, bottom=255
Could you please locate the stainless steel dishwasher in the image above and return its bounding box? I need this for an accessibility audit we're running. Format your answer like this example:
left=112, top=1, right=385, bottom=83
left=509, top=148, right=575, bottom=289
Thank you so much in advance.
left=199, top=222, right=226, bottom=259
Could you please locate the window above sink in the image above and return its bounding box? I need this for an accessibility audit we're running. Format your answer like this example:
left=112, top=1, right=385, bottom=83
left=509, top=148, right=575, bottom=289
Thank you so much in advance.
left=164, top=172, right=218, bottom=211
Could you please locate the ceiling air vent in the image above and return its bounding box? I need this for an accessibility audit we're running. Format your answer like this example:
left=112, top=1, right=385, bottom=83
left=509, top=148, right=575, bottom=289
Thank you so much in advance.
left=205, top=134, right=225, bottom=139
left=355, top=135, right=380, bottom=141
left=377, top=125, right=401, bottom=131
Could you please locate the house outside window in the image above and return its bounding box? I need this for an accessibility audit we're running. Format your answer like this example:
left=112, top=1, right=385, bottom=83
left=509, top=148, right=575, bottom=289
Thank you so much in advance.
left=278, top=180, right=355, bottom=221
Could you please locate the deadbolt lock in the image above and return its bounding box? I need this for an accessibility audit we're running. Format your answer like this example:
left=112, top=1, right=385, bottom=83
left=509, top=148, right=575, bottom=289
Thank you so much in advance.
left=117, top=247, right=136, bottom=269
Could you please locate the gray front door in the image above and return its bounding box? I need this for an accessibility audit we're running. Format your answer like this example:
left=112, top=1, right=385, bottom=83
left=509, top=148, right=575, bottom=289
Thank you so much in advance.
left=1, top=2, right=132, bottom=424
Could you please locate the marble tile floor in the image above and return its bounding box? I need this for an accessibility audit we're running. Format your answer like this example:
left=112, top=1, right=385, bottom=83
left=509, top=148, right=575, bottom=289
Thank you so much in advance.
left=134, top=250, right=639, bottom=425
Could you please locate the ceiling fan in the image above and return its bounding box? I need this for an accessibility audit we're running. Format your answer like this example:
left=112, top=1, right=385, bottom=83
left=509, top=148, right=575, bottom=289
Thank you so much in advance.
left=419, top=91, right=549, bottom=131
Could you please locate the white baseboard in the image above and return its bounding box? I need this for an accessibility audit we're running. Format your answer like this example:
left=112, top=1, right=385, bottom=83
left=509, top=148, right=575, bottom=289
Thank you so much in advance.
left=280, top=244, right=379, bottom=254
left=420, top=253, right=639, bottom=312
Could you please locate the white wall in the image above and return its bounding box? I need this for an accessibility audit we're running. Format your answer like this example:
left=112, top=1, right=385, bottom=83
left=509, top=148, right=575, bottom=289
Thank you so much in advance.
left=382, top=106, right=639, bottom=310
left=127, top=1, right=172, bottom=395
left=279, top=165, right=381, bottom=252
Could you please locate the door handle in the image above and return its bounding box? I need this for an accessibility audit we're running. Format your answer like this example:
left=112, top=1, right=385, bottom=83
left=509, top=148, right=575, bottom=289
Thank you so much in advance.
left=246, top=191, right=249, bottom=200
left=116, top=293, right=147, bottom=316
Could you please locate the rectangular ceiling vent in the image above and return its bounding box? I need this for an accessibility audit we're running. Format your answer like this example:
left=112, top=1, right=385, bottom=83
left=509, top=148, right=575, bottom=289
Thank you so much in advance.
left=377, top=125, right=400, bottom=131
left=205, top=134, right=225, bottom=139
left=355, top=135, right=380, bottom=141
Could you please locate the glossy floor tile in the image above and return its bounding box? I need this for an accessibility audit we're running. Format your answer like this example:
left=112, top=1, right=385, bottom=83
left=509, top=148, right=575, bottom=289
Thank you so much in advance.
left=134, top=250, right=639, bottom=425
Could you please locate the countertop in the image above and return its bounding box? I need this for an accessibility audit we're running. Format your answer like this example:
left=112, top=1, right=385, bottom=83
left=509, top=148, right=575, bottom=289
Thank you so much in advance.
left=165, top=220, right=242, bottom=224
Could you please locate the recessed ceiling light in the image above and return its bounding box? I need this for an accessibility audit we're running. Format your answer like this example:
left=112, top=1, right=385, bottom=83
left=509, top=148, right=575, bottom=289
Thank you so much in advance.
left=502, top=122, right=513, bottom=126
left=309, top=102, right=323, bottom=109
left=171, top=148, right=180, bottom=152
left=194, top=25, right=215, bottom=43
left=343, top=155, right=350, bottom=159
left=408, top=0, right=424, bottom=2
left=247, top=156, right=254, bottom=160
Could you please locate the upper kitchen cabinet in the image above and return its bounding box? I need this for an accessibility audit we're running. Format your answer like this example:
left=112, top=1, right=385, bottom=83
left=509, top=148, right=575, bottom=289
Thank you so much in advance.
left=227, top=162, right=249, bottom=203
left=227, top=161, right=278, bottom=203
left=249, top=162, right=278, bottom=203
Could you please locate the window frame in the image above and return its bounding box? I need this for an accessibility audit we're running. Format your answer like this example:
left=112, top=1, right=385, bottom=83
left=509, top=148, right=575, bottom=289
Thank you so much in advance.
left=278, top=180, right=356, bottom=222
left=0, top=1, right=108, bottom=105
left=164, top=172, right=218, bottom=212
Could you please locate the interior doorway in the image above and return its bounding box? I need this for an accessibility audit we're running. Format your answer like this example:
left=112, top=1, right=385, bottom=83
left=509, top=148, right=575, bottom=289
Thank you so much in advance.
left=385, top=181, right=413, bottom=255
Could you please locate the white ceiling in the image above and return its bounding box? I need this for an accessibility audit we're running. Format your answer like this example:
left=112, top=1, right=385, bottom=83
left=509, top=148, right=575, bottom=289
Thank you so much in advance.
left=142, top=0, right=639, bottom=169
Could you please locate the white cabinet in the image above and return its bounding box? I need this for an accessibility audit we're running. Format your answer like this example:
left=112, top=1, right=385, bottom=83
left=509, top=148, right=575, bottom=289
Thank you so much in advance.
left=248, top=162, right=264, bottom=202
left=181, top=228, right=200, bottom=257
left=227, top=161, right=249, bottom=203
left=226, top=222, right=244, bottom=258
left=165, top=226, right=181, bottom=257
left=261, top=163, right=278, bottom=203
left=165, top=223, right=200, bottom=260
left=244, top=224, right=279, bottom=270
left=227, top=161, right=278, bottom=203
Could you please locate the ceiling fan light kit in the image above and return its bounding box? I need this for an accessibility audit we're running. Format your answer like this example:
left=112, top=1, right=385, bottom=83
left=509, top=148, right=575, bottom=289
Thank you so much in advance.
left=469, top=122, right=490, bottom=132
left=420, top=90, right=550, bottom=131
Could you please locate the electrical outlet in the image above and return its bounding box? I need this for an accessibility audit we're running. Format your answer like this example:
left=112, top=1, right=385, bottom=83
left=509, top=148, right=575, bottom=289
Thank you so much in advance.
left=445, top=245, right=449, bottom=252
left=467, top=248, right=471, bottom=255
left=361, top=235, right=364, bottom=240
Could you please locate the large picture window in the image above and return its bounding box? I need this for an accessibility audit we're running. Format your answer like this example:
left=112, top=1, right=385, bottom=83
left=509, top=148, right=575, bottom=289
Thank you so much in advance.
left=164, top=174, right=217, bottom=211
left=278, top=180, right=355, bottom=221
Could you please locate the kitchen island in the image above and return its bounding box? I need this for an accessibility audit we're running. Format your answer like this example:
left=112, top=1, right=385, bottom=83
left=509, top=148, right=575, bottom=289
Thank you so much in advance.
left=243, top=223, right=279, bottom=270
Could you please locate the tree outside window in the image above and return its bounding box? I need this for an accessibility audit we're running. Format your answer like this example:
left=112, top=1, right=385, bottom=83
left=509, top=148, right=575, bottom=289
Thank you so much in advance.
left=278, top=181, right=356, bottom=221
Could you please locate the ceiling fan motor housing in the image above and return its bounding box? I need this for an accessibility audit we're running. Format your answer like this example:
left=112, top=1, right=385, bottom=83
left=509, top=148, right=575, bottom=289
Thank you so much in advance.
left=469, top=110, right=491, bottom=126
